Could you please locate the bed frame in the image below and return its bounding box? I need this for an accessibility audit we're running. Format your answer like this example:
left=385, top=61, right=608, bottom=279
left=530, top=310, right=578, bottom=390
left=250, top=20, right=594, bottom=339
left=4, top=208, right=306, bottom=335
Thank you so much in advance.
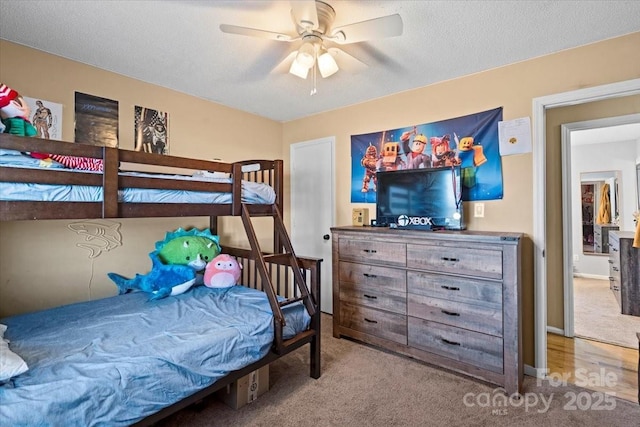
left=0, top=133, right=321, bottom=424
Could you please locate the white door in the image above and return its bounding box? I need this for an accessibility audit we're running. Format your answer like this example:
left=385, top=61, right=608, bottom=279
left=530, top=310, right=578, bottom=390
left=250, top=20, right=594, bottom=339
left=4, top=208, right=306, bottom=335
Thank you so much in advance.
left=290, top=137, right=335, bottom=314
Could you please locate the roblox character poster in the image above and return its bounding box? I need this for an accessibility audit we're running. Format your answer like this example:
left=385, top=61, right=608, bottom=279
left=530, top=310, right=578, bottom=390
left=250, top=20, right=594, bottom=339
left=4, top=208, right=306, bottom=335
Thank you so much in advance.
left=350, top=107, right=504, bottom=203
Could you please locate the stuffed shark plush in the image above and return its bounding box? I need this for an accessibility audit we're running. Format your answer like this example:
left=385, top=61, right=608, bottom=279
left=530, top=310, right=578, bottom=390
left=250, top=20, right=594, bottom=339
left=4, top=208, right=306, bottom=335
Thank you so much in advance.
left=108, top=251, right=197, bottom=300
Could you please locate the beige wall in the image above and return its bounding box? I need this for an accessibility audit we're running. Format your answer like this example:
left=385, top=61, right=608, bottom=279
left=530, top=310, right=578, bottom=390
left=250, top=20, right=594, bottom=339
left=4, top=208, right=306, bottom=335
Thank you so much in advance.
left=282, top=32, right=640, bottom=367
left=1, top=33, right=639, bottom=368
left=0, top=40, right=283, bottom=316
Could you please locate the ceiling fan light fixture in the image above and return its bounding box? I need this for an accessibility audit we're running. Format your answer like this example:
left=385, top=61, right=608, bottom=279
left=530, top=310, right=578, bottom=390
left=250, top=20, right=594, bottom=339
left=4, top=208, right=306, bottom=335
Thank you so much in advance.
left=221, top=1, right=400, bottom=88
left=318, top=48, right=339, bottom=78
left=295, top=41, right=316, bottom=69
left=289, top=58, right=310, bottom=79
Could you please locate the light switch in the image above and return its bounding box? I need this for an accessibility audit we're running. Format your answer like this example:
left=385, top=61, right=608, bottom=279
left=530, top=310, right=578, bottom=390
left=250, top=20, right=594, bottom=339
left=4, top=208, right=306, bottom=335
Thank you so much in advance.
left=474, top=203, right=485, bottom=218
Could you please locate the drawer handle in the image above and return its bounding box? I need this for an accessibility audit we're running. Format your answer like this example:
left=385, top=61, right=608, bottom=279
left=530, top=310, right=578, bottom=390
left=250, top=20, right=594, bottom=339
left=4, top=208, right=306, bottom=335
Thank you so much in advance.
left=441, top=310, right=460, bottom=317
left=441, top=285, right=460, bottom=291
left=441, top=256, right=459, bottom=262
left=363, top=294, right=378, bottom=300
left=364, top=318, right=378, bottom=324
left=441, top=338, right=461, bottom=346
left=363, top=273, right=378, bottom=278
left=363, top=249, right=378, bottom=254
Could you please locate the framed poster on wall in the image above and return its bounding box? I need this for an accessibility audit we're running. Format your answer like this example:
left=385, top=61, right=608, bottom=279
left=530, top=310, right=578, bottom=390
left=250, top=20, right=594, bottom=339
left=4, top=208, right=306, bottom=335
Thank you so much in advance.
left=23, top=97, right=63, bottom=140
left=134, top=106, right=169, bottom=155
left=74, top=92, right=119, bottom=147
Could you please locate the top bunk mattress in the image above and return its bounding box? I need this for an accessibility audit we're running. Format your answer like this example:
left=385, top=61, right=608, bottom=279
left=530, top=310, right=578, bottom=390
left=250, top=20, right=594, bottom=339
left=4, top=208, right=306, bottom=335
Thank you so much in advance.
left=0, top=285, right=310, bottom=426
left=0, top=149, right=276, bottom=204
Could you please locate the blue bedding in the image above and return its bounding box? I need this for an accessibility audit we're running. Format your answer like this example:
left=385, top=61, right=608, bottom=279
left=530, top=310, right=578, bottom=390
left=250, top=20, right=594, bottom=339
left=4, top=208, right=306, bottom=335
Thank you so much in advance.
left=0, top=150, right=276, bottom=204
left=0, top=285, right=310, bottom=426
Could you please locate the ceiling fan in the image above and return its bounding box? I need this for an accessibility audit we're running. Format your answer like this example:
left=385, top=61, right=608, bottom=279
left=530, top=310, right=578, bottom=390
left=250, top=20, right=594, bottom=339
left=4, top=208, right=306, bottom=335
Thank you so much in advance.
left=220, top=0, right=403, bottom=92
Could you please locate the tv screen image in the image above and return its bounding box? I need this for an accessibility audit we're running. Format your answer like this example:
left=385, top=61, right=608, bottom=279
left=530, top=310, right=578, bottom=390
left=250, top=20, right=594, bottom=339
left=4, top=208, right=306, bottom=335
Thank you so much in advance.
left=375, top=166, right=465, bottom=230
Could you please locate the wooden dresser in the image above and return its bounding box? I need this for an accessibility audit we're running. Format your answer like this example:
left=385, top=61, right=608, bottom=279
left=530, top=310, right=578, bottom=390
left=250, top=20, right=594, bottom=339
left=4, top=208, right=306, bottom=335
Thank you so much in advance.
left=331, top=226, right=523, bottom=394
left=594, top=224, right=619, bottom=254
left=608, top=230, right=640, bottom=316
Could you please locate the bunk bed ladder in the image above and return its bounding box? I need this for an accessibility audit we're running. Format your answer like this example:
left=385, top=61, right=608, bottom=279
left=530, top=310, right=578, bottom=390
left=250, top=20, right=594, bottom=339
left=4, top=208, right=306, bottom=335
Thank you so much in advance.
left=240, top=204, right=317, bottom=353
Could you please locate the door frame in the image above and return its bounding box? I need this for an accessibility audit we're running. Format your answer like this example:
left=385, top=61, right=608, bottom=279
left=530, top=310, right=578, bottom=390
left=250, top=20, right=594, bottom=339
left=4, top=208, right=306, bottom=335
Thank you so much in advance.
left=560, top=113, right=640, bottom=339
left=532, top=78, right=640, bottom=377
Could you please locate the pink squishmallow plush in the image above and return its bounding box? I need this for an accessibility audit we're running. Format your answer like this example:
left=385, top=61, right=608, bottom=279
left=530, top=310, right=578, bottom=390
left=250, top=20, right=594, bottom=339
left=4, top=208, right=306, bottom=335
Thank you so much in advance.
left=203, top=254, right=242, bottom=288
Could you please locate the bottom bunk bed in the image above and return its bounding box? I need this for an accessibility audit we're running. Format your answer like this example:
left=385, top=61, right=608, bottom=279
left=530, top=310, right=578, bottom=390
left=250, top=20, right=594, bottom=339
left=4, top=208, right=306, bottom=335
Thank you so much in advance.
left=0, top=247, right=321, bottom=426
left=0, top=133, right=321, bottom=424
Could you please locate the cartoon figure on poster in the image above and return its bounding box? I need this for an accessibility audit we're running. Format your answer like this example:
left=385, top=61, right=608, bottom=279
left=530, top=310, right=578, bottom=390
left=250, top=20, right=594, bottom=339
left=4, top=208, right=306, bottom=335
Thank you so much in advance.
left=400, top=127, right=431, bottom=169
left=454, top=133, right=487, bottom=190
left=431, top=135, right=460, bottom=168
left=360, top=143, right=378, bottom=192
left=376, top=141, right=405, bottom=171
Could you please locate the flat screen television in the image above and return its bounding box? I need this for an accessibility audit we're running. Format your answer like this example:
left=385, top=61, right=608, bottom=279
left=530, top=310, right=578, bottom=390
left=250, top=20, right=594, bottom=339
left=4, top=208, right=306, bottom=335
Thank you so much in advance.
left=375, top=166, right=465, bottom=230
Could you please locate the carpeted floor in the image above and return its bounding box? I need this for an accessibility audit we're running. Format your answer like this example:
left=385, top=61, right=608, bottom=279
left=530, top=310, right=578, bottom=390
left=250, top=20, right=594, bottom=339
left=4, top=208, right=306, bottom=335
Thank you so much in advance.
left=157, top=313, right=639, bottom=427
left=573, top=277, right=640, bottom=348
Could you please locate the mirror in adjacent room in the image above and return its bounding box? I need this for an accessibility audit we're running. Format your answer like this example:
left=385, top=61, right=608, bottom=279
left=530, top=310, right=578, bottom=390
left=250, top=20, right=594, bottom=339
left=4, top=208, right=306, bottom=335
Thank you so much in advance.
left=579, top=171, right=621, bottom=254
left=569, top=119, right=640, bottom=259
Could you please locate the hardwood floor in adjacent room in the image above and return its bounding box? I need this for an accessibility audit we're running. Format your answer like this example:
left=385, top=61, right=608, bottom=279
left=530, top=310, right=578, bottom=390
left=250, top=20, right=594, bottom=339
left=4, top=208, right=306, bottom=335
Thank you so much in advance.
left=547, top=333, right=638, bottom=403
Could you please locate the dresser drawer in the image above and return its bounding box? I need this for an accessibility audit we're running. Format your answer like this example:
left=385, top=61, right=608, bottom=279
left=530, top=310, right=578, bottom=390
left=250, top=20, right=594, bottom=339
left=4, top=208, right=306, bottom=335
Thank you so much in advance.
left=408, top=294, right=502, bottom=337
left=407, top=271, right=502, bottom=307
left=407, top=244, right=502, bottom=279
left=408, top=317, right=503, bottom=373
left=340, top=302, right=407, bottom=345
left=339, top=239, right=406, bottom=266
left=339, top=261, right=406, bottom=290
left=609, top=263, right=621, bottom=283
left=609, top=274, right=622, bottom=308
left=340, top=281, right=406, bottom=314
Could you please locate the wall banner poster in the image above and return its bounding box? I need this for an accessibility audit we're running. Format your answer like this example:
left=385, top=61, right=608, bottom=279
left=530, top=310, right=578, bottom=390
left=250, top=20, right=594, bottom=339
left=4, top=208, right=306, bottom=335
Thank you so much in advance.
left=350, top=107, right=504, bottom=203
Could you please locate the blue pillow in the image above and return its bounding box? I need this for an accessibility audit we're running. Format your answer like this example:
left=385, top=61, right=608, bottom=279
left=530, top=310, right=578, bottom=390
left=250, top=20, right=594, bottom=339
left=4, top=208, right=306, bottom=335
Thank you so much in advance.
left=0, top=150, right=66, bottom=169
left=0, top=148, right=23, bottom=156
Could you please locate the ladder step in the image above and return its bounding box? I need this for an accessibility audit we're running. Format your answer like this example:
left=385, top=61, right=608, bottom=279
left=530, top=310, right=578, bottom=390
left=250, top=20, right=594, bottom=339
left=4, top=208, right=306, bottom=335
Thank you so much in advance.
left=263, top=253, right=295, bottom=265
left=279, top=296, right=306, bottom=307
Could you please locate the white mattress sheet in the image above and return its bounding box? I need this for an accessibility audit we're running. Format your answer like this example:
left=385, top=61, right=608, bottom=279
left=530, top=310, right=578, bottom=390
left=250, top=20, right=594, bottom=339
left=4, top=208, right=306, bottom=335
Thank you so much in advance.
left=0, top=151, right=276, bottom=204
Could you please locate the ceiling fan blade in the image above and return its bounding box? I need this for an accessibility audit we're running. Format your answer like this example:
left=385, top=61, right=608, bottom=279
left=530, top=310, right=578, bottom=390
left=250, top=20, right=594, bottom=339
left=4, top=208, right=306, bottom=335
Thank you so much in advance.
left=330, top=14, right=403, bottom=44
left=290, top=0, right=319, bottom=31
left=327, top=47, right=368, bottom=73
left=220, top=24, right=294, bottom=41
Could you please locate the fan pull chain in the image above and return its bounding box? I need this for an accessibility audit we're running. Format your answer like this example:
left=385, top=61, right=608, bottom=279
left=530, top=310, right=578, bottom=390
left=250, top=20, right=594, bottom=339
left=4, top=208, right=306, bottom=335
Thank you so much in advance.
left=310, top=55, right=318, bottom=96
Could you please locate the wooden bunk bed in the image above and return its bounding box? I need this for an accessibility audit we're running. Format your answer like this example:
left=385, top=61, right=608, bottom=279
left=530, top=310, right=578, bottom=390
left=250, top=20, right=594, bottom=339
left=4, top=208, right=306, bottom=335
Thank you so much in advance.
left=0, top=133, right=321, bottom=426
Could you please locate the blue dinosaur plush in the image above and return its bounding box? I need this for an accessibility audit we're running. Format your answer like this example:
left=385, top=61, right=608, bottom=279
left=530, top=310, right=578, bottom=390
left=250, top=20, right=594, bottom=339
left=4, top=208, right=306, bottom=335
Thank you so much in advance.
left=108, top=251, right=196, bottom=300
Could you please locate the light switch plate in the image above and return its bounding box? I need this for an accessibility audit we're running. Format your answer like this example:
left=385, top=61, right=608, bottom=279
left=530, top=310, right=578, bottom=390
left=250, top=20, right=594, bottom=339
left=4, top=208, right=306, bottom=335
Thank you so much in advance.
left=474, top=203, right=485, bottom=218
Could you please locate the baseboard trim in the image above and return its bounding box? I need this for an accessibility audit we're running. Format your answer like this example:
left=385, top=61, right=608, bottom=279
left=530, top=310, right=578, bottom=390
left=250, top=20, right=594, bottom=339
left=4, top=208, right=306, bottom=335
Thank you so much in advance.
left=524, top=364, right=542, bottom=378
left=546, top=326, right=564, bottom=335
left=573, top=273, right=609, bottom=280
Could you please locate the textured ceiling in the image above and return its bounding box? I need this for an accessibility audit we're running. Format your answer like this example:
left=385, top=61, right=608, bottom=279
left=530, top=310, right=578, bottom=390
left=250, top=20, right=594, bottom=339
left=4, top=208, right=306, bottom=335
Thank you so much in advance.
left=1, top=0, right=639, bottom=122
